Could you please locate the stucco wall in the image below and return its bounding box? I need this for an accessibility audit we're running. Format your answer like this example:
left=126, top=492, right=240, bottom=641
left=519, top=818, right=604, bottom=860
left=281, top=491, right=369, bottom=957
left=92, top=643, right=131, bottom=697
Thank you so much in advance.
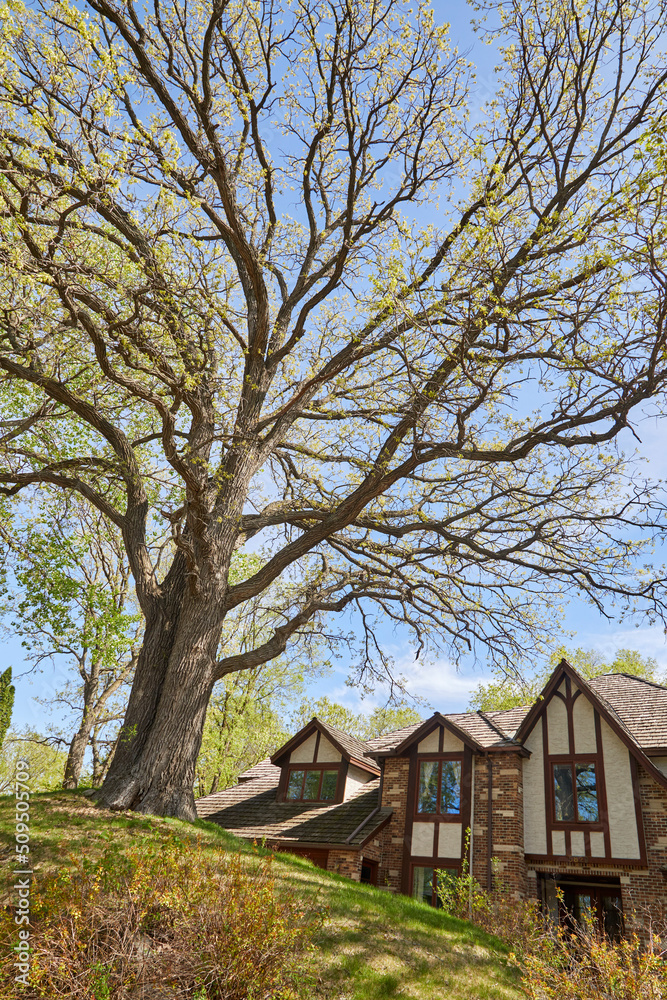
left=523, top=717, right=547, bottom=855
left=344, top=763, right=375, bottom=801
left=573, top=693, right=597, bottom=753
left=290, top=732, right=318, bottom=763
left=318, top=736, right=342, bottom=762
left=600, top=719, right=641, bottom=859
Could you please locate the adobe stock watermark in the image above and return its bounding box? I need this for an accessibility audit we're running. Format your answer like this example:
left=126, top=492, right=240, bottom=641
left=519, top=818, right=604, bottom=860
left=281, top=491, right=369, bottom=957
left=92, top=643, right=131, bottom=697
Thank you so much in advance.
left=13, top=760, right=31, bottom=986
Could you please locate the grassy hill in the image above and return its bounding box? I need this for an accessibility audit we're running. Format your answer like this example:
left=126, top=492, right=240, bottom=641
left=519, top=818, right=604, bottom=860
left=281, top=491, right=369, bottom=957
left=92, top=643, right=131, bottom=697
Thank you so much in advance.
left=0, top=791, right=522, bottom=999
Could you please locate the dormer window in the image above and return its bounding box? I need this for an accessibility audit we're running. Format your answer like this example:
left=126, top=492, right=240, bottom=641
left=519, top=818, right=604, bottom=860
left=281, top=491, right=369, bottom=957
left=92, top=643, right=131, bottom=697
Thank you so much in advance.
left=553, top=762, right=599, bottom=822
left=286, top=766, right=339, bottom=802
left=417, top=758, right=461, bottom=815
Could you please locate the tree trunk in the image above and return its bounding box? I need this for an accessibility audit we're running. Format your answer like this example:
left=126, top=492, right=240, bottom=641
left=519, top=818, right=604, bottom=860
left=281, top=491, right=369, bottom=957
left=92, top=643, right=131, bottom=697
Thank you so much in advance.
left=97, top=580, right=223, bottom=820
left=62, top=713, right=94, bottom=789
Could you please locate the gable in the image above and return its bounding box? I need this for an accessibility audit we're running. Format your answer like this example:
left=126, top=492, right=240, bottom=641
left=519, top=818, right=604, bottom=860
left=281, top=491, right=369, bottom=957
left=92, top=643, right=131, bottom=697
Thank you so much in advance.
left=521, top=667, right=645, bottom=863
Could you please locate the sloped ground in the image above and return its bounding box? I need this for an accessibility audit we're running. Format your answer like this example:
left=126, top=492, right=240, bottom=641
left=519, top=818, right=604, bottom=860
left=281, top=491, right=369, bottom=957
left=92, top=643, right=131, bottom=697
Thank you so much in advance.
left=0, top=791, right=522, bottom=999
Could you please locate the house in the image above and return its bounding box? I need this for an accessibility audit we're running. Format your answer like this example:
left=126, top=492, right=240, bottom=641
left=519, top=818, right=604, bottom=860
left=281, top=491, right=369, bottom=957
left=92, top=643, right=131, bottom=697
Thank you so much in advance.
left=196, top=659, right=667, bottom=933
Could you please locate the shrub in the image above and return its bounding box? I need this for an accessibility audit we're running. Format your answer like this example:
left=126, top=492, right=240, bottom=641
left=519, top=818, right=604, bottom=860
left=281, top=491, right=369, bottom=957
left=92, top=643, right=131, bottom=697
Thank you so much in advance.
left=1, top=835, right=322, bottom=999
left=517, top=911, right=667, bottom=1000
left=436, top=840, right=667, bottom=999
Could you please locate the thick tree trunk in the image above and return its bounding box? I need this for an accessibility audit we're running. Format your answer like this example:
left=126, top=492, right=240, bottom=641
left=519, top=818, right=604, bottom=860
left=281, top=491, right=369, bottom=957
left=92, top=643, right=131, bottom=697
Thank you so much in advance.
left=97, top=578, right=223, bottom=820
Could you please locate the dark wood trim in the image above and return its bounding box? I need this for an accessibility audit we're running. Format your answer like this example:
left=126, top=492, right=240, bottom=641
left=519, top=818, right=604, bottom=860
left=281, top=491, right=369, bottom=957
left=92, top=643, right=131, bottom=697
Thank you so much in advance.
left=516, top=658, right=667, bottom=795
left=413, top=752, right=465, bottom=821
left=378, top=712, right=485, bottom=757
left=284, top=763, right=342, bottom=802
left=401, top=744, right=418, bottom=895
left=361, top=858, right=379, bottom=885
left=270, top=839, right=353, bottom=852
left=629, top=754, right=648, bottom=867
left=550, top=759, right=604, bottom=826
left=313, top=729, right=321, bottom=763
left=438, top=725, right=444, bottom=753
left=359, top=812, right=393, bottom=848
left=271, top=718, right=379, bottom=775
left=461, top=745, right=472, bottom=863
left=594, top=711, right=612, bottom=859
left=565, top=675, right=575, bottom=756
left=487, top=753, right=493, bottom=890
left=408, top=861, right=462, bottom=905
left=271, top=718, right=320, bottom=766
left=277, top=763, right=290, bottom=802
left=337, top=760, right=349, bottom=804
left=542, top=708, right=553, bottom=856
left=525, top=853, right=649, bottom=869
left=348, top=756, right=380, bottom=774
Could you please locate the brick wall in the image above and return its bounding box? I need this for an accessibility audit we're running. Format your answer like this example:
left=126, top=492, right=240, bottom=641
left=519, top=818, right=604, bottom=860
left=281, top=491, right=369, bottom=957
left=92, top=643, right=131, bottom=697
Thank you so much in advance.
left=377, top=757, right=410, bottom=892
left=621, top=763, right=667, bottom=931
left=471, top=753, right=528, bottom=899
left=327, top=848, right=362, bottom=880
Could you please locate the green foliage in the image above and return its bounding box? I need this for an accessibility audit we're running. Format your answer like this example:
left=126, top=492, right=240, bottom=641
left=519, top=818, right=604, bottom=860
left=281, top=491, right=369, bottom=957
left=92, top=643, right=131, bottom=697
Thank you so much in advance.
left=290, top=696, right=423, bottom=741
left=0, top=835, right=321, bottom=999
left=516, top=914, right=667, bottom=1000
left=0, top=667, right=13, bottom=749
left=0, top=731, right=67, bottom=793
left=469, top=647, right=663, bottom=712
left=435, top=830, right=490, bottom=923
left=196, top=674, right=291, bottom=795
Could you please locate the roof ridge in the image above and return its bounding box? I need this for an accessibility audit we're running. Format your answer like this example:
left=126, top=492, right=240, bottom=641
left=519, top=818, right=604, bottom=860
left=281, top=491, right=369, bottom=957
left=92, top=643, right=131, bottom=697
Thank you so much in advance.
left=476, top=709, right=513, bottom=742
left=590, top=671, right=667, bottom=692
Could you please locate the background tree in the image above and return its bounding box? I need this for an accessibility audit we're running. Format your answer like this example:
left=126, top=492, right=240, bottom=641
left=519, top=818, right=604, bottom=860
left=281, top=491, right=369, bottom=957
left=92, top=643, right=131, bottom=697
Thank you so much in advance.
left=290, top=696, right=423, bottom=740
left=0, top=0, right=666, bottom=817
left=468, top=647, right=664, bottom=712
left=0, top=497, right=142, bottom=787
left=0, top=731, right=68, bottom=794
left=0, top=667, right=14, bottom=750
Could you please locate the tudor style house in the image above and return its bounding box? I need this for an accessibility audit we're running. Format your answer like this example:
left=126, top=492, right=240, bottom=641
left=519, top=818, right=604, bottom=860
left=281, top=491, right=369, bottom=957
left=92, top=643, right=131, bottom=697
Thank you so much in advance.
left=196, top=659, right=667, bottom=933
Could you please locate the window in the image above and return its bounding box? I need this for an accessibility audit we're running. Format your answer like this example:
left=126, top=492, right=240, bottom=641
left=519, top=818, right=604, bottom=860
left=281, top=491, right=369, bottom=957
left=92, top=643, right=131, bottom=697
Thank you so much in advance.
left=553, top=762, right=599, bottom=822
left=411, top=865, right=457, bottom=907
left=417, top=759, right=461, bottom=815
left=285, top=767, right=338, bottom=802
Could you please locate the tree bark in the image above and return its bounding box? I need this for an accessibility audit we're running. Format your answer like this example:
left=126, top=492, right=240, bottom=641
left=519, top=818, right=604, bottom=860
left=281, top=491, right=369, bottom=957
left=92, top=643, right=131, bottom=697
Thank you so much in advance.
left=97, top=572, right=223, bottom=819
left=62, top=713, right=94, bottom=789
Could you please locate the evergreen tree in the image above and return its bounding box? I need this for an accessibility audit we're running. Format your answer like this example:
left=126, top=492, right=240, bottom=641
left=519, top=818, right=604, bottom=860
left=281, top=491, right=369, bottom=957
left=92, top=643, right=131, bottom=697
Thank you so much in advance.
left=0, top=667, right=14, bottom=750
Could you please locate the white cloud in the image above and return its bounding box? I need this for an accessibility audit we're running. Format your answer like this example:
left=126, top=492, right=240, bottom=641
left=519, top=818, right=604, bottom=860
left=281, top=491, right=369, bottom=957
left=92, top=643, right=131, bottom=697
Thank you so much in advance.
left=572, top=624, right=667, bottom=670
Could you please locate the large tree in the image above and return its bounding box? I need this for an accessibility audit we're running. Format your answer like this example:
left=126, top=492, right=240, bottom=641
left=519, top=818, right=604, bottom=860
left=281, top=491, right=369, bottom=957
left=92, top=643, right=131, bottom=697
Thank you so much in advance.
left=0, top=0, right=666, bottom=818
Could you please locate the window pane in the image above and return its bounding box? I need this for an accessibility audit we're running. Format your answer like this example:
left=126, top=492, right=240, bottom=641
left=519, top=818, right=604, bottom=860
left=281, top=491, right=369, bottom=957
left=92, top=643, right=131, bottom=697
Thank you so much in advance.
left=576, top=763, right=599, bottom=821
left=602, top=894, right=623, bottom=941
left=441, top=761, right=461, bottom=814
left=554, top=764, right=574, bottom=821
left=287, top=770, right=304, bottom=800
left=412, top=866, right=434, bottom=905
left=321, top=770, right=338, bottom=801
left=418, top=762, right=439, bottom=813
left=303, top=770, right=321, bottom=800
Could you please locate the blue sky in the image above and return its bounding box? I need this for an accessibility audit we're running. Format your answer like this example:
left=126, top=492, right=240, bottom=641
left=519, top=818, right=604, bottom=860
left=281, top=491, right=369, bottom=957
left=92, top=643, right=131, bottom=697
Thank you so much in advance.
left=7, top=1, right=667, bottom=734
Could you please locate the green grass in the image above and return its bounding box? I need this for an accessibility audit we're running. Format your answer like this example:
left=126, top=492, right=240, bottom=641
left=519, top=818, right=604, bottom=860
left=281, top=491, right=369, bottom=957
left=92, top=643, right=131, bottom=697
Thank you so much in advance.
left=0, top=790, right=522, bottom=999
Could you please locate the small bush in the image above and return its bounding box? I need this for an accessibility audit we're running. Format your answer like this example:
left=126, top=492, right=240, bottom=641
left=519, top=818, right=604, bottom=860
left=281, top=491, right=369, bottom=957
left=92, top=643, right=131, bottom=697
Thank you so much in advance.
left=518, top=913, right=667, bottom=1000
left=1, top=835, right=322, bottom=999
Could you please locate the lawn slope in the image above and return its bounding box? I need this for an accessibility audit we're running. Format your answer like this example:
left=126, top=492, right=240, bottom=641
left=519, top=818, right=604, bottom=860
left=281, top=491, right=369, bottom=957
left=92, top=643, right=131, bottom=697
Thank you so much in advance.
left=0, top=791, right=521, bottom=999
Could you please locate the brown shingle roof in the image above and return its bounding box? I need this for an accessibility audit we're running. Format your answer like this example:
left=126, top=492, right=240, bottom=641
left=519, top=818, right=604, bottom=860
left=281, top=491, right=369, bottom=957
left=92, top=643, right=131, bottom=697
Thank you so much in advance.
left=363, top=722, right=423, bottom=754
left=587, top=673, right=667, bottom=749
left=196, top=775, right=388, bottom=847
left=237, top=758, right=282, bottom=783
left=316, top=718, right=377, bottom=765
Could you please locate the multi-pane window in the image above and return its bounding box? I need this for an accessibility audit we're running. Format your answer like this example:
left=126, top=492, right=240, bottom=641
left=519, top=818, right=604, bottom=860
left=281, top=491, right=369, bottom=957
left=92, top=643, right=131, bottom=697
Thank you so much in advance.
left=417, top=759, right=461, bottom=815
left=286, top=767, right=338, bottom=802
left=553, top=762, right=599, bottom=822
left=411, top=866, right=457, bottom=907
